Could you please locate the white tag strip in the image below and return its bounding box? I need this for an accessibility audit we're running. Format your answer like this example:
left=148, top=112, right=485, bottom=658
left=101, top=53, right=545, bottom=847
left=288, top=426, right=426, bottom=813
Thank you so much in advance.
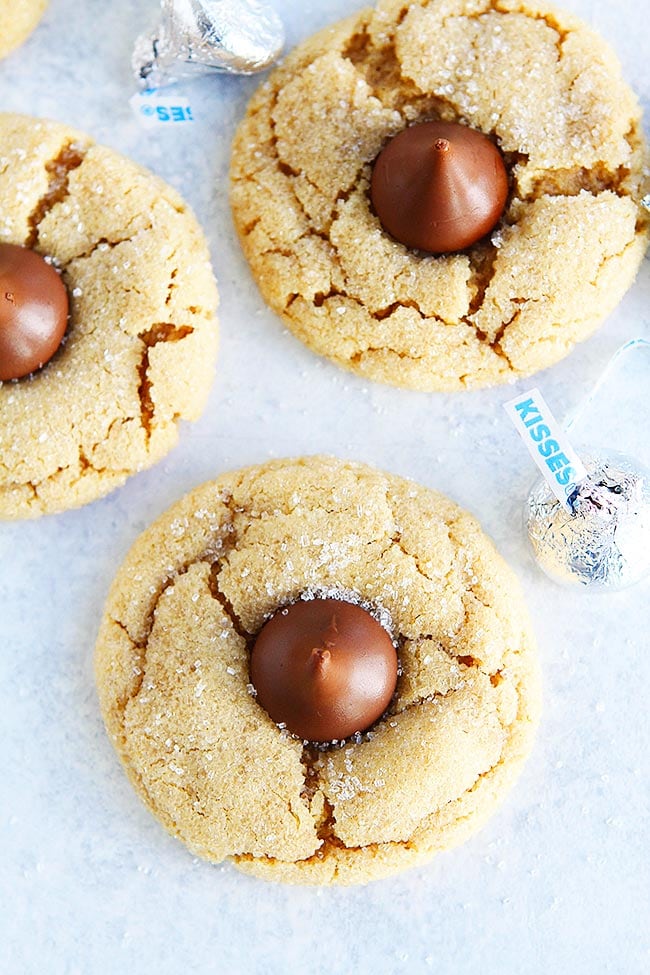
left=504, top=387, right=588, bottom=509
left=130, top=89, right=196, bottom=129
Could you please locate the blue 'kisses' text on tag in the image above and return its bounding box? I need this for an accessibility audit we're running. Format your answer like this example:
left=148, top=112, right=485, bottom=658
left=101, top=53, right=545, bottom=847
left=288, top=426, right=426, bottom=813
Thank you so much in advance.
left=504, top=388, right=587, bottom=508
left=130, top=90, right=196, bottom=128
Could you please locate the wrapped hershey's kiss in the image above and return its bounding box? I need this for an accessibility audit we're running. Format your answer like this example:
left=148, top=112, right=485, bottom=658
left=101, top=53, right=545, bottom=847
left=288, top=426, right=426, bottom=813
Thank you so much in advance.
left=527, top=453, right=650, bottom=590
left=133, top=0, right=284, bottom=88
left=505, top=347, right=650, bottom=591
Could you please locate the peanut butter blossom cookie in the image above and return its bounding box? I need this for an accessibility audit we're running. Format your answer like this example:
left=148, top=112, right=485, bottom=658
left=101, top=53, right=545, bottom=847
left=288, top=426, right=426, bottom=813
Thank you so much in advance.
left=230, top=0, right=649, bottom=391
left=0, top=114, right=218, bottom=518
left=0, top=0, right=47, bottom=60
left=95, top=456, right=540, bottom=885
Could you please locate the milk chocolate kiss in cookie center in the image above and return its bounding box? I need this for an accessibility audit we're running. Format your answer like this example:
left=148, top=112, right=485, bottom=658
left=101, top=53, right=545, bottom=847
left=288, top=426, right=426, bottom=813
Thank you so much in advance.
left=250, top=598, right=398, bottom=743
left=371, top=121, right=509, bottom=254
left=0, top=243, right=69, bottom=381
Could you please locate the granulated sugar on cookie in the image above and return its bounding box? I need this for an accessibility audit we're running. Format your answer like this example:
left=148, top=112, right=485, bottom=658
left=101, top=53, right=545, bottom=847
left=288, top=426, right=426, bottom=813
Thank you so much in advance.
left=95, top=456, right=540, bottom=885
left=0, top=114, right=218, bottom=519
left=230, top=0, right=649, bottom=391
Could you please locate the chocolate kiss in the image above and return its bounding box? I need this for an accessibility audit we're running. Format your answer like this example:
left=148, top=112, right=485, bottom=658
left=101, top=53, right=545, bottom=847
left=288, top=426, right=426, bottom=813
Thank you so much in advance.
left=250, top=598, right=398, bottom=743
left=371, top=121, right=509, bottom=254
left=134, top=0, right=285, bottom=87
left=0, top=243, right=69, bottom=381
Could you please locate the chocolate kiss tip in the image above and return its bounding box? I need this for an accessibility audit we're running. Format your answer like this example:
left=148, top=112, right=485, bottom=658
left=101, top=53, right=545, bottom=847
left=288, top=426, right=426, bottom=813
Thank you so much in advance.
left=311, top=648, right=331, bottom=673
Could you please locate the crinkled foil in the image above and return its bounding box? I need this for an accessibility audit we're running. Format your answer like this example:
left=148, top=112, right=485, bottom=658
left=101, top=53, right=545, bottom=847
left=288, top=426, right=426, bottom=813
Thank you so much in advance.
left=526, top=453, right=650, bottom=590
left=133, top=0, right=284, bottom=88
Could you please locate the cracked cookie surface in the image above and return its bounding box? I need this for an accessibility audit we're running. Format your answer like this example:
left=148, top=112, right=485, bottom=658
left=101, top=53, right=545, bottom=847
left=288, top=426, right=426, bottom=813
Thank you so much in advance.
left=95, top=456, right=540, bottom=885
left=0, top=0, right=47, bottom=59
left=0, top=114, right=219, bottom=518
left=230, top=0, right=649, bottom=391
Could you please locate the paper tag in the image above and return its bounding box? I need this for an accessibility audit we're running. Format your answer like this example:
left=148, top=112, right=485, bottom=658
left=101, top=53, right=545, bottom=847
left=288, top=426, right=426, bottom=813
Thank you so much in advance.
left=504, top=387, right=588, bottom=509
left=130, top=89, right=196, bottom=129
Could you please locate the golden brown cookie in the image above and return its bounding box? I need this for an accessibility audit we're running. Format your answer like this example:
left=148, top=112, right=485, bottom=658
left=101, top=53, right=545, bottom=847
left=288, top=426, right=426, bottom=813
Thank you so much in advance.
left=0, top=0, right=47, bottom=59
left=95, top=456, right=540, bottom=885
left=0, top=114, right=218, bottom=519
left=230, top=0, right=649, bottom=391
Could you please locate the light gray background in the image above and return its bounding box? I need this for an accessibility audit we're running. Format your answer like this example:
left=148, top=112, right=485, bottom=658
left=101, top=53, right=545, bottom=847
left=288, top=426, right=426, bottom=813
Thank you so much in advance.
left=0, top=1, right=648, bottom=973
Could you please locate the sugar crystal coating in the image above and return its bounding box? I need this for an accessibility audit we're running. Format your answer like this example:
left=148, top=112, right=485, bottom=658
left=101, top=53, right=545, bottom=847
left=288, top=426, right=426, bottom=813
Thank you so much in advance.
left=95, top=456, right=540, bottom=885
left=0, top=113, right=219, bottom=519
left=230, top=0, right=648, bottom=391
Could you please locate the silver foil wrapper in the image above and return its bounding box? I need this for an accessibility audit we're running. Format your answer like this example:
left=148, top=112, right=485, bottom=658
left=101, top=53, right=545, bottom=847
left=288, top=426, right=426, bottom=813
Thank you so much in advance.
left=526, top=452, right=650, bottom=590
left=133, top=0, right=284, bottom=88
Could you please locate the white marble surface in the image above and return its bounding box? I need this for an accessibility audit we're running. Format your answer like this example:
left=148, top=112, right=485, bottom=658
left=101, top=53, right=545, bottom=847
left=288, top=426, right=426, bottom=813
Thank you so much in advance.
left=0, top=1, right=648, bottom=973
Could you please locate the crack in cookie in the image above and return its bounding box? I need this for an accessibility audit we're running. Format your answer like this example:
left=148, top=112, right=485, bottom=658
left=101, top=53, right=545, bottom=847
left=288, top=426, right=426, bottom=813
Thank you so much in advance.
left=95, top=457, right=540, bottom=885
left=25, top=141, right=88, bottom=248
left=136, top=323, right=196, bottom=440
left=230, top=0, right=648, bottom=391
left=0, top=114, right=218, bottom=519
